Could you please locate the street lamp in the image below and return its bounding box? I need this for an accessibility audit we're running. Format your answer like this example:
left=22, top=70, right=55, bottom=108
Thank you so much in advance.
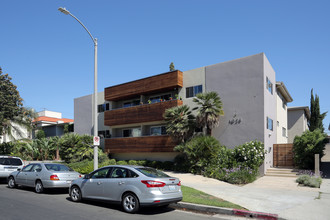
left=58, top=7, right=99, bottom=170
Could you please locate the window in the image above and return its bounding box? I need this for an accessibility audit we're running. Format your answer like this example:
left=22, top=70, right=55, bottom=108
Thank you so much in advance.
left=267, top=117, right=273, bottom=131
left=282, top=127, right=286, bottom=137
left=98, top=103, right=110, bottom=112
left=123, top=128, right=141, bottom=137
left=22, top=164, right=34, bottom=172
left=186, top=85, right=203, bottom=98
left=266, top=77, right=273, bottom=94
left=150, top=126, right=167, bottom=136
left=32, top=164, right=42, bottom=172
left=98, top=130, right=111, bottom=138
left=90, top=167, right=111, bottom=179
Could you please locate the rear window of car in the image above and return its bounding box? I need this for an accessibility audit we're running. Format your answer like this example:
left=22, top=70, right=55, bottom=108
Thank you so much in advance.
left=136, top=168, right=169, bottom=178
left=0, top=158, right=23, bottom=166
left=45, top=164, right=73, bottom=171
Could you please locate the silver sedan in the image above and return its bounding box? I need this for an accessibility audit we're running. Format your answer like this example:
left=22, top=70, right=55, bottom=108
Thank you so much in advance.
left=7, top=163, right=81, bottom=193
left=69, top=165, right=182, bottom=213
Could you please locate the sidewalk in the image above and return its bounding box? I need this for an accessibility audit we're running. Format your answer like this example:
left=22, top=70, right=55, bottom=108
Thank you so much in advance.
left=166, top=172, right=330, bottom=220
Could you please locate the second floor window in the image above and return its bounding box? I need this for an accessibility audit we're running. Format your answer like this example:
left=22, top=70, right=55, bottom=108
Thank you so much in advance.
left=282, top=127, right=286, bottom=137
left=186, top=85, right=202, bottom=98
left=123, top=128, right=141, bottom=137
left=267, top=117, right=273, bottom=131
left=266, top=77, right=273, bottom=95
left=150, top=126, right=167, bottom=136
left=98, top=103, right=110, bottom=113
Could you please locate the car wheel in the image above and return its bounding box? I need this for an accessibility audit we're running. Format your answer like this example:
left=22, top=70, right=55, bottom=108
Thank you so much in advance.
left=70, top=186, right=82, bottom=202
left=122, top=193, right=140, bottom=213
left=35, top=180, right=44, bottom=193
left=8, top=176, right=17, bottom=188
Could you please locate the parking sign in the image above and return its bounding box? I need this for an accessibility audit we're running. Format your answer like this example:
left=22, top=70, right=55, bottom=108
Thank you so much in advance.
left=93, top=136, right=100, bottom=146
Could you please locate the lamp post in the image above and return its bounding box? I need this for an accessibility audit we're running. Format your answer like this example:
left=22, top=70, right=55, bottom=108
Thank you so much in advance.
left=58, top=7, right=99, bottom=170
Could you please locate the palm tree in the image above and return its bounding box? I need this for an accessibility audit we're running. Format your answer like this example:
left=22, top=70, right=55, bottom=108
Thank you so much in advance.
left=193, top=91, right=224, bottom=136
left=1, top=107, right=37, bottom=142
left=163, top=105, right=195, bottom=143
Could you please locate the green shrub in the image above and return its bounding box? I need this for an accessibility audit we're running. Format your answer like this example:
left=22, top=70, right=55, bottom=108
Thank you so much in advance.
left=296, top=175, right=322, bottom=188
left=117, top=160, right=128, bottom=165
left=293, top=129, right=327, bottom=169
left=232, top=140, right=265, bottom=170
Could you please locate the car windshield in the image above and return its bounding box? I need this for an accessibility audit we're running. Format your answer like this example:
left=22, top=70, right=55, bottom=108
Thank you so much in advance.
left=0, top=158, right=23, bottom=166
left=136, top=167, right=169, bottom=178
left=45, top=164, right=73, bottom=172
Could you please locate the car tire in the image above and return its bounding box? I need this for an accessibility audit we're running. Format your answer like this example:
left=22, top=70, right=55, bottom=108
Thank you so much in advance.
left=35, top=180, right=44, bottom=193
left=8, top=176, right=17, bottom=188
left=122, top=193, right=140, bottom=213
left=70, top=186, right=82, bottom=202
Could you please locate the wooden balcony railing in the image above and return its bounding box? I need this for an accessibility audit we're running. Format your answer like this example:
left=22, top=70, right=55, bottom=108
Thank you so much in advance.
left=104, top=70, right=183, bottom=101
left=104, top=135, right=176, bottom=153
left=104, top=99, right=183, bottom=126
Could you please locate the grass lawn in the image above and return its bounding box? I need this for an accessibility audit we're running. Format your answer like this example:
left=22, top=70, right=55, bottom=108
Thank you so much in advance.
left=181, top=185, right=246, bottom=210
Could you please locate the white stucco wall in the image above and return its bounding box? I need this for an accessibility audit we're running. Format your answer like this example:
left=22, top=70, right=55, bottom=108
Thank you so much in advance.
left=276, top=91, right=288, bottom=144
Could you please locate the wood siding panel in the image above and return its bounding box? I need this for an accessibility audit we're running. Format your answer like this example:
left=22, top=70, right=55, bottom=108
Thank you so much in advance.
left=273, top=144, right=294, bottom=167
left=105, top=135, right=176, bottom=153
left=104, top=100, right=183, bottom=126
left=105, top=70, right=183, bottom=101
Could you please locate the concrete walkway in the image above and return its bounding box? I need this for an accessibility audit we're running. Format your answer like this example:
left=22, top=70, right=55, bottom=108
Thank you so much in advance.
left=166, top=172, right=330, bottom=220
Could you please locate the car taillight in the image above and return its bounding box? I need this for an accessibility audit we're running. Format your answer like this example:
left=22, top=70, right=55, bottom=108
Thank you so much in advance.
left=50, top=175, right=59, bottom=181
left=141, top=180, right=166, bottom=188
left=177, top=181, right=181, bottom=186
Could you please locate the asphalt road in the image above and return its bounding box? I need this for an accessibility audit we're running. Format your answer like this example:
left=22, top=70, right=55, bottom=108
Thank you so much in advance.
left=0, top=180, right=242, bottom=220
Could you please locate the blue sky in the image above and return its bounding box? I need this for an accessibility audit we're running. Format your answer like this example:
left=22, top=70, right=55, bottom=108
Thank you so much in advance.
left=1, top=0, right=329, bottom=132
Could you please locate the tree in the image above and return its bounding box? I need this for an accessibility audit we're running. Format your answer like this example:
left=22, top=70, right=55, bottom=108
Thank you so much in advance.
left=293, top=129, right=327, bottom=169
left=163, top=105, right=195, bottom=143
left=193, top=91, right=224, bottom=135
left=0, top=68, right=36, bottom=142
left=309, top=89, right=327, bottom=132
left=0, top=67, right=24, bottom=136
left=169, top=62, right=175, bottom=71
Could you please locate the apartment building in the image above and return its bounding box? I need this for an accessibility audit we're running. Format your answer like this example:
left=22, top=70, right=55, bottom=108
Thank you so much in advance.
left=74, top=53, right=294, bottom=173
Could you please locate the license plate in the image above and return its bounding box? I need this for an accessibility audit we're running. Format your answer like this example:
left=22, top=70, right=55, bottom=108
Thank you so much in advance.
left=169, top=185, right=176, bottom=190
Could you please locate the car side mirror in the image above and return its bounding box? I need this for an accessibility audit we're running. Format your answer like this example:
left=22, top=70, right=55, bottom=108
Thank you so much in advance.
left=17, top=168, right=21, bottom=171
left=84, top=174, right=90, bottom=179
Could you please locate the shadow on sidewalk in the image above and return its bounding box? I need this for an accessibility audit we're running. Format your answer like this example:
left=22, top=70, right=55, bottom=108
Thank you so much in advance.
left=321, top=162, right=330, bottom=179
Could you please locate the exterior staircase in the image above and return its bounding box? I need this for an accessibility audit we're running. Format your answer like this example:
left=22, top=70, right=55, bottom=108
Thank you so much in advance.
left=265, top=168, right=298, bottom=177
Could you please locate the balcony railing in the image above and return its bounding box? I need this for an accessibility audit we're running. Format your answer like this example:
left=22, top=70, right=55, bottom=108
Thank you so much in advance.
left=104, top=70, right=183, bottom=101
left=104, top=99, right=183, bottom=126
left=104, top=135, right=176, bottom=153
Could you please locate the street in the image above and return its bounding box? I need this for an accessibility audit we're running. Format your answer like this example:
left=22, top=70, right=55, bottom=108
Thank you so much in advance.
left=0, top=181, right=244, bottom=220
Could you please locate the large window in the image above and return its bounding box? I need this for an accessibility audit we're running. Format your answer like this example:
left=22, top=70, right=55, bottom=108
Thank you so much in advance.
left=186, top=85, right=203, bottom=98
left=98, top=130, right=111, bottom=138
left=150, top=126, right=167, bottom=136
left=123, top=128, right=141, bottom=137
left=98, top=103, right=110, bottom=113
left=267, top=117, right=273, bottom=131
left=266, top=77, right=273, bottom=95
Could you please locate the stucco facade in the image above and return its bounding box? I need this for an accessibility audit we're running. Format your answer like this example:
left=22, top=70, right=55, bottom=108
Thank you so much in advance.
left=288, top=106, right=310, bottom=143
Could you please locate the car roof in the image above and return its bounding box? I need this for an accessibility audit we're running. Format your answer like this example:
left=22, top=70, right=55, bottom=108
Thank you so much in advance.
left=101, top=165, right=146, bottom=169
left=0, top=155, right=23, bottom=160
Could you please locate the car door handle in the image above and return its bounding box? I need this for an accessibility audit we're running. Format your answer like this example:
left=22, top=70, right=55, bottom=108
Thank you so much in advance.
left=118, top=181, right=125, bottom=185
left=97, top=182, right=102, bottom=185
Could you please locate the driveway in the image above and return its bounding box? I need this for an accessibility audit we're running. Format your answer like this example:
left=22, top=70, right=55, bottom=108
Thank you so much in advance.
left=166, top=172, right=330, bottom=220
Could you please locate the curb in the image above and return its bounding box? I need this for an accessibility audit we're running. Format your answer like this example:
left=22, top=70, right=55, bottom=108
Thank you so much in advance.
left=170, top=202, right=284, bottom=220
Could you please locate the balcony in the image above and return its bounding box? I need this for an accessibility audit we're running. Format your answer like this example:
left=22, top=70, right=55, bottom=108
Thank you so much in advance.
left=104, top=135, right=176, bottom=153
left=104, top=99, right=183, bottom=126
left=104, top=70, right=183, bottom=101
